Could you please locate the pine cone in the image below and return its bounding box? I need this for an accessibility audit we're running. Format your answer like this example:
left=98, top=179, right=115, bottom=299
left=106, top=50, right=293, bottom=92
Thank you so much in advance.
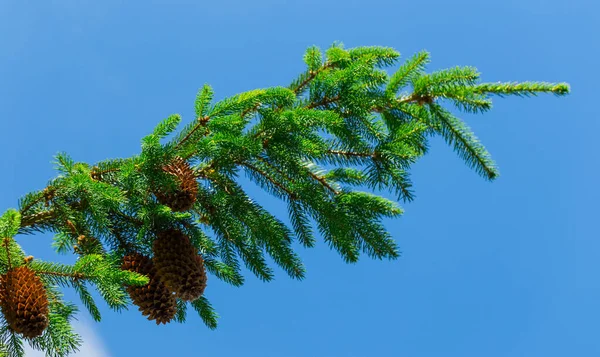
left=0, top=266, right=49, bottom=338
left=121, top=253, right=177, bottom=325
left=154, top=157, right=198, bottom=212
left=152, top=229, right=207, bottom=301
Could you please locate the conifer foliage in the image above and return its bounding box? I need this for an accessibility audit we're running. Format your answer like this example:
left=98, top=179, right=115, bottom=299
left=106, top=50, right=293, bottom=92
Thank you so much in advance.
left=0, top=43, right=568, bottom=356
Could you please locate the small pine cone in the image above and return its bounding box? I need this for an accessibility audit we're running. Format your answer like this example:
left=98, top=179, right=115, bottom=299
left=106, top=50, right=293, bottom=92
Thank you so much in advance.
left=122, top=253, right=177, bottom=325
left=154, top=157, right=198, bottom=212
left=153, top=229, right=207, bottom=301
left=0, top=266, right=49, bottom=338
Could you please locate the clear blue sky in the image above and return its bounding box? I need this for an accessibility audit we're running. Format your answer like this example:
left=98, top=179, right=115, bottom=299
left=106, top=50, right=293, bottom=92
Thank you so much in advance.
left=1, top=1, right=597, bottom=356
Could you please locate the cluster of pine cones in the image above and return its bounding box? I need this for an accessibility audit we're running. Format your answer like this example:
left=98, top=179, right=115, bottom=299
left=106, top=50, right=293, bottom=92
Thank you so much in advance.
left=122, top=228, right=207, bottom=325
left=0, top=157, right=206, bottom=338
left=122, top=156, right=207, bottom=324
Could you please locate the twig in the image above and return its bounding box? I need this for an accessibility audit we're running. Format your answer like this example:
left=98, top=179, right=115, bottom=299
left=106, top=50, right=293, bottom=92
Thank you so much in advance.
left=293, top=62, right=335, bottom=94
left=307, top=171, right=339, bottom=195
left=325, top=150, right=375, bottom=158
left=20, top=210, right=55, bottom=228
left=176, top=115, right=211, bottom=150
left=36, top=270, right=87, bottom=280
left=241, top=162, right=297, bottom=198
left=306, top=95, right=341, bottom=109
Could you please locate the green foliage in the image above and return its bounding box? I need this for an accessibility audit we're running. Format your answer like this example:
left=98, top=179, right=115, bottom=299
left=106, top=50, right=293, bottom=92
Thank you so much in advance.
left=191, top=297, right=219, bottom=330
left=148, top=114, right=182, bottom=142
left=0, top=42, right=569, bottom=355
left=386, top=50, right=430, bottom=96
left=194, top=84, right=215, bottom=118
left=428, top=104, right=498, bottom=179
left=0, top=210, right=21, bottom=238
left=303, top=46, right=323, bottom=71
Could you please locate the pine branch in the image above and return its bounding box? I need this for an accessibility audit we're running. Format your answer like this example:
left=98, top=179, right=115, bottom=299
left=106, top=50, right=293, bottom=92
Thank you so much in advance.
left=19, top=187, right=56, bottom=214
left=291, top=61, right=336, bottom=95
left=306, top=169, right=340, bottom=195
left=0, top=44, right=569, bottom=353
left=36, top=271, right=87, bottom=280
left=325, top=149, right=375, bottom=158
left=306, top=94, right=341, bottom=109
left=385, top=50, right=430, bottom=96
left=240, top=102, right=263, bottom=119
left=175, top=115, right=211, bottom=150
left=20, top=210, right=55, bottom=229
left=428, top=104, right=498, bottom=180
left=240, top=162, right=297, bottom=198
left=254, top=156, right=296, bottom=183
left=471, top=82, right=570, bottom=97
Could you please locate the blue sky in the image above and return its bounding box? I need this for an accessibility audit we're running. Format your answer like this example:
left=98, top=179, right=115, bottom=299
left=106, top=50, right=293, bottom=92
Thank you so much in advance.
left=0, top=0, right=597, bottom=356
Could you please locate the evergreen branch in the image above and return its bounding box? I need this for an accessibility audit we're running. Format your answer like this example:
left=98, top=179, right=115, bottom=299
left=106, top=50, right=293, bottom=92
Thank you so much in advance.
left=254, top=156, right=296, bottom=183
left=241, top=162, right=297, bottom=198
left=306, top=94, right=341, bottom=109
left=426, top=66, right=480, bottom=87
left=19, top=187, right=56, bottom=214
left=20, top=210, right=55, bottom=229
left=0, top=44, right=570, bottom=346
left=73, top=282, right=101, bottom=322
left=385, top=50, right=430, bottom=96
left=194, top=84, right=214, bottom=118
left=306, top=169, right=340, bottom=195
left=175, top=299, right=187, bottom=323
left=471, top=82, right=570, bottom=97
left=2, top=238, right=12, bottom=269
left=28, top=297, right=81, bottom=357
left=428, top=104, right=498, bottom=180
left=0, top=326, right=25, bottom=357
left=191, top=297, right=219, bottom=330
left=90, top=167, right=120, bottom=181
left=19, top=199, right=88, bottom=232
left=291, top=61, right=335, bottom=94
left=372, top=93, right=431, bottom=114
left=35, top=271, right=87, bottom=280
left=325, top=149, right=375, bottom=158
left=348, top=46, right=400, bottom=68
left=240, top=102, right=262, bottom=119
left=202, top=257, right=244, bottom=286
left=288, top=200, right=315, bottom=248
left=175, top=115, right=210, bottom=150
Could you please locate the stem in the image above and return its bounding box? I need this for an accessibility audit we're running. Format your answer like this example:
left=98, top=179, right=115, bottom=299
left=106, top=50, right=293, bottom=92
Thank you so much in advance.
left=176, top=115, right=211, bottom=150
left=3, top=238, right=12, bottom=269
left=240, top=102, right=262, bottom=118
left=255, top=156, right=295, bottom=183
left=307, top=170, right=339, bottom=195
left=20, top=187, right=57, bottom=214
left=36, top=270, right=87, bottom=280
left=90, top=167, right=121, bottom=181
left=293, top=62, right=335, bottom=95
left=325, top=150, right=375, bottom=158
left=306, top=95, right=341, bottom=109
left=20, top=210, right=55, bottom=229
left=241, top=162, right=297, bottom=198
